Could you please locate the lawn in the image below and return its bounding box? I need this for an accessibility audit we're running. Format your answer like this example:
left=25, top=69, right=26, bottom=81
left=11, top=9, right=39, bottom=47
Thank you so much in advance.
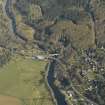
left=0, top=55, right=54, bottom=105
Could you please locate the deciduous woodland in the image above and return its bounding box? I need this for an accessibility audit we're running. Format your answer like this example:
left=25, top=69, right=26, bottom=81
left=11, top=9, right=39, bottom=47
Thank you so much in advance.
left=0, top=0, right=105, bottom=105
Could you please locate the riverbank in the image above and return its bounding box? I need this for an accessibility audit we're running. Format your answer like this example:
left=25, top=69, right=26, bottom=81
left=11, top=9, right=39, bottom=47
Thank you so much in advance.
left=46, top=61, right=67, bottom=105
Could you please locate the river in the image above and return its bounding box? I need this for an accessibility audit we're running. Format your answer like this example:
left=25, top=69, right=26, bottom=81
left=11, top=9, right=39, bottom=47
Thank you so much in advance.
left=46, top=61, right=67, bottom=105
left=5, top=0, right=27, bottom=42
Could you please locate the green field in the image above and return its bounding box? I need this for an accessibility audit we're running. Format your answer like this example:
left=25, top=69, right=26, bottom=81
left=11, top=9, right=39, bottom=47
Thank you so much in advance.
left=0, top=55, right=54, bottom=105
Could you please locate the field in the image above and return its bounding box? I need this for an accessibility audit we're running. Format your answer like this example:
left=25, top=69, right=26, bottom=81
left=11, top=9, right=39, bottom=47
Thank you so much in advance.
left=0, top=55, right=54, bottom=105
left=0, top=95, right=22, bottom=105
left=0, top=1, right=54, bottom=105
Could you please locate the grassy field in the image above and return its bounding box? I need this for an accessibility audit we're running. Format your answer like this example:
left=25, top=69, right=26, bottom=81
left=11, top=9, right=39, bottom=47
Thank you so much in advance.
left=0, top=55, right=54, bottom=105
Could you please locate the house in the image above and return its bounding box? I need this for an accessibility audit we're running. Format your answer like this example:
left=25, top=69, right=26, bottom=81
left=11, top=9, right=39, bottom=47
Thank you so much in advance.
left=32, top=55, right=45, bottom=60
left=36, top=55, right=45, bottom=60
